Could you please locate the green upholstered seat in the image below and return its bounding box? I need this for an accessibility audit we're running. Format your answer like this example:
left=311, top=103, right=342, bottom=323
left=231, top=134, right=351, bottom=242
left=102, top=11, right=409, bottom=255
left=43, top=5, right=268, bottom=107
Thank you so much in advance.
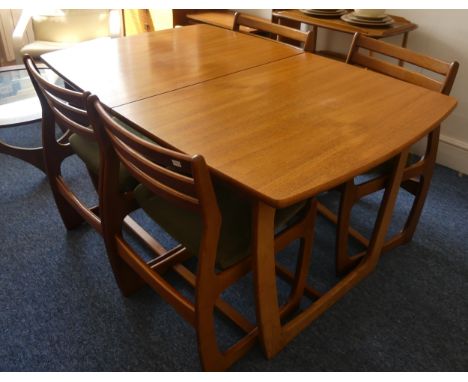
left=69, top=133, right=138, bottom=192
left=69, top=118, right=149, bottom=192
left=134, top=179, right=307, bottom=270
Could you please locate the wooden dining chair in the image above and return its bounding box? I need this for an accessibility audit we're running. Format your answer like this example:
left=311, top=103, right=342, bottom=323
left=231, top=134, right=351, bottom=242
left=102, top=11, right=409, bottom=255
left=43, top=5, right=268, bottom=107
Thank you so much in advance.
left=318, top=33, right=459, bottom=274
left=87, top=94, right=317, bottom=371
left=24, top=55, right=103, bottom=231
left=23, top=55, right=147, bottom=242
left=232, top=12, right=315, bottom=52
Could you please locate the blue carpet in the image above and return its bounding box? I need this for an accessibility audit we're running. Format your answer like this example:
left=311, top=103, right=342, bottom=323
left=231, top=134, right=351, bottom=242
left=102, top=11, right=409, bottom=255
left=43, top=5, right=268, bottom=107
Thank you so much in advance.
left=0, top=122, right=467, bottom=371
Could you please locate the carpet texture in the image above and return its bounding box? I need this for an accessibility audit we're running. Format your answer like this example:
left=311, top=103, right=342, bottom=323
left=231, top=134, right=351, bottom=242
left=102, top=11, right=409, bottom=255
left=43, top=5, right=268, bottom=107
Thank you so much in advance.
left=0, top=122, right=467, bottom=371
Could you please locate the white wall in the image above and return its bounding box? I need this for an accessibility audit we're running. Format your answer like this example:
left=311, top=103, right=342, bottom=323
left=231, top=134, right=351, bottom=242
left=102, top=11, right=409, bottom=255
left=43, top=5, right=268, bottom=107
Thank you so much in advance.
left=390, top=10, right=468, bottom=175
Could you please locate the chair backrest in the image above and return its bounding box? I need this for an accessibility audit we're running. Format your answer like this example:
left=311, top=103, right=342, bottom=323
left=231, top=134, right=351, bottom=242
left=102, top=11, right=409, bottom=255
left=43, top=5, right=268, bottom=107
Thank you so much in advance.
left=32, top=9, right=114, bottom=43
left=87, top=95, right=220, bottom=223
left=232, top=12, right=315, bottom=52
left=23, top=55, right=93, bottom=140
left=346, top=33, right=459, bottom=95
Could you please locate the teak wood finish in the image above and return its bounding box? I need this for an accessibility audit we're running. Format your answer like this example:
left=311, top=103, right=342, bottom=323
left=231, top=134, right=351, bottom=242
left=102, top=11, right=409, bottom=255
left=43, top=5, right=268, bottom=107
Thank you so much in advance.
left=42, top=26, right=457, bottom=367
left=112, top=53, right=457, bottom=358
left=41, top=24, right=303, bottom=108
left=88, top=95, right=316, bottom=371
left=113, top=54, right=456, bottom=207
left=232, top=12, right=316, bottom=52
left=318, top=33, right=459, bottom=275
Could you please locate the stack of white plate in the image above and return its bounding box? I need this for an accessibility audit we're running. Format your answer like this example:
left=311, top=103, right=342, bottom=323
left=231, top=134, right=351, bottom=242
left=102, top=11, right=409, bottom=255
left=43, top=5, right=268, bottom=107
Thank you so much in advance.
left=341, top=11, right=394, bottom=27
left=299, top=9, right=347, bottom=18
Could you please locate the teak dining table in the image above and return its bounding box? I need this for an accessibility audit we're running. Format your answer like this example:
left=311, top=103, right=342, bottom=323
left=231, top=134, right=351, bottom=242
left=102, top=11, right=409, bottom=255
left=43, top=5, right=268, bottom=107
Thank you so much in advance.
left=42, top=24, right=457, bottom=361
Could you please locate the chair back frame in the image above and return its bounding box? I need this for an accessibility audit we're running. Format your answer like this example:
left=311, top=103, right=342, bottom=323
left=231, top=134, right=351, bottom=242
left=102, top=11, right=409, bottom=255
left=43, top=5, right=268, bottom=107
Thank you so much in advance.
left=24, top=54, right=103, bottom=231
left=88, top=96, right=221, bottom=225
left=232, top=12, right=315, bottom=52
left=346, top=33, right=459, bottom=95
left=24, top=56, right=92, bottom=138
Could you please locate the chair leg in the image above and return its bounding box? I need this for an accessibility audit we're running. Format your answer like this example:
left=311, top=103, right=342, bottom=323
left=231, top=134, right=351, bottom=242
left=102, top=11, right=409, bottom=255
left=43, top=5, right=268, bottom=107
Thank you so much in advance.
left=106, top=237, right=146, bottom=296
left=194, top=233, right=257, bottom=371
left=196, top=299, right=223, bottom=371
left=195, top=293, right=257, bottom=371
left=383, top=128, right=439, bottom=252
left=335, top=180, right=362, bottom=275
left=48, top=177, right=86, bottom=230
left=42, top=118, right=85, bottom=230
left=45, top=151, right=86, bottom=230
left=381, top=173, right=433, bottom=252
left=278, top=200, right=316, bottom=317
left=401, top=177, right=431, bottom=240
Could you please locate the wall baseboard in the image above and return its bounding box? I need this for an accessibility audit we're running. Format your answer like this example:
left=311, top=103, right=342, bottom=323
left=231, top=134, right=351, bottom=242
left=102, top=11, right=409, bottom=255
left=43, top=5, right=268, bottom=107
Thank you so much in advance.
left=411, top=134, right=468, bottom=176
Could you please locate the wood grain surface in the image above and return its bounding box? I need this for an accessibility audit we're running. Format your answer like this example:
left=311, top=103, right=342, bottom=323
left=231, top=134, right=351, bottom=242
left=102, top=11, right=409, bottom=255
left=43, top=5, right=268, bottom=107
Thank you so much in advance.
left=113, top=54, right=456, bottom=207
left=41, top=24, right=302, bottom=107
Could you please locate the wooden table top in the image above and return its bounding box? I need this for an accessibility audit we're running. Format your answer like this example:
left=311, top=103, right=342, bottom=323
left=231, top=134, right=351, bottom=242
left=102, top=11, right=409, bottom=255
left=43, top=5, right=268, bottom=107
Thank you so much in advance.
left=41, top=24, right=302, bottom=107
left=273, top=10, right=417, bottom=38
left=114, top=54, right=456, bottom=208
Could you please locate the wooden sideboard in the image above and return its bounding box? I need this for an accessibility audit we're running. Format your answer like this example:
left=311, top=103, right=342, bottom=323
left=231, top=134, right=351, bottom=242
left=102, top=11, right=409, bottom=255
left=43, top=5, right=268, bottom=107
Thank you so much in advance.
left=273, top=10, right=417, bottom=59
